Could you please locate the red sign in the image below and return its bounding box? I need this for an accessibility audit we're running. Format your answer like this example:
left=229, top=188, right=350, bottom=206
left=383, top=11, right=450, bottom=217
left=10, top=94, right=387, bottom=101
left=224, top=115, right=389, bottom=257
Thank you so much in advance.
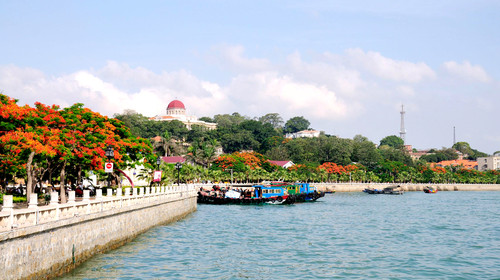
left=105, top=162, right=114, bottom=173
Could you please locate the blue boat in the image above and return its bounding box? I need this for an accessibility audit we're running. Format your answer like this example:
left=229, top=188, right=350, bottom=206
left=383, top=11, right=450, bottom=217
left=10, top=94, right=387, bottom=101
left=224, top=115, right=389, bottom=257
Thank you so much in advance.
left=197, top=185, right=294, bottom=205
left=270, top=182, right=325, bottom=202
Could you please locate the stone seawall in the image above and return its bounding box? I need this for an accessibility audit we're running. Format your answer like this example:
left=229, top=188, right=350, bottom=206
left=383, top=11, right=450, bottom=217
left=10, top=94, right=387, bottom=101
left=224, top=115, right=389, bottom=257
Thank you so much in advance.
left=0, top=185, right=197, bottom=280
left=314, top=183, right=500, bottom=192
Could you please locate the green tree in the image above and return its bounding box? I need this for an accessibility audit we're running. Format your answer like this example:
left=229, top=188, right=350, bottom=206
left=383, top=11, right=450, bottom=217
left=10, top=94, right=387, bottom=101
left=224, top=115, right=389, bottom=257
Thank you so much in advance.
left=351, top=135, right=381, bottom=169
left=283, top=116, right=310, bottom=134
left=213, top=113, right=247, bottom=129
left=379, top=135, right=404, bottom=149
left=258, top=113, right=284, bottom=130
left=113, top=110, right=149, bottom=137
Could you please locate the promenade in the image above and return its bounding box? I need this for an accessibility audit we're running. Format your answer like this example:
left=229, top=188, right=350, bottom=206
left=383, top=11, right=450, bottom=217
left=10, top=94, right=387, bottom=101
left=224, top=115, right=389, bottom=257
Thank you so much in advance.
left=0, top=185, right=197, bottom=280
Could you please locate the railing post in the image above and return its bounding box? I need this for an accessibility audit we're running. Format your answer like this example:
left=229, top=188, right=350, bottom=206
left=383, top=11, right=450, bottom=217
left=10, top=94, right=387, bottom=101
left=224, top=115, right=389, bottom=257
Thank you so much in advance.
left=68, top=191, right=76, bottom=204
left=2, top=195, right=14, bottom=229
left=107, top=188, right=113, bottom=197
left=83, top=190, right=90, bottom=202
left=50, top=192, right=59, bottom=206
left=50, top=192, right=60, bottom=221
left=117, top=188, right=123, bottom=208
left=96, top=189, right=102, bottom=200
left=139, top=187, right=144, bottom=196
left=124, top=188, right=131, bottom=196
left=132, top=187, right=138, bottom=196
left=96, top=189, right=103, bottom=211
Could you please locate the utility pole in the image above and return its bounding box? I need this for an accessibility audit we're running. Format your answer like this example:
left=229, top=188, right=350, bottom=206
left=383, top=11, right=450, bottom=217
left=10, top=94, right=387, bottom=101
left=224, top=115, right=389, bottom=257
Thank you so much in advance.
left=400, top=104, right=406, bottom=144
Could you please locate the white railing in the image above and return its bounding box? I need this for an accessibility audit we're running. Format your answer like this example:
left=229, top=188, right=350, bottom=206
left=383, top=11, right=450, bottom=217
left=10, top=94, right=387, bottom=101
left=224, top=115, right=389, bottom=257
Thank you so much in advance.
left=0, top=185, right=198, bottom=233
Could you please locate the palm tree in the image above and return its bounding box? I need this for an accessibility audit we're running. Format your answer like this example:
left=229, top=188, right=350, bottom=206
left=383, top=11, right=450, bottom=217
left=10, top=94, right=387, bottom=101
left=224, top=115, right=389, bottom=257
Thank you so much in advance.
left=153, top=131, right=184, bottom=157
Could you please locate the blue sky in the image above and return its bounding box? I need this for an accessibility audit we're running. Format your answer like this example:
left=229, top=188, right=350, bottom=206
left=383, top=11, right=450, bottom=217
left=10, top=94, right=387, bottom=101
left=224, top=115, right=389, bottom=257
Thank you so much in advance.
left=1, top=0, right=499, bottom=154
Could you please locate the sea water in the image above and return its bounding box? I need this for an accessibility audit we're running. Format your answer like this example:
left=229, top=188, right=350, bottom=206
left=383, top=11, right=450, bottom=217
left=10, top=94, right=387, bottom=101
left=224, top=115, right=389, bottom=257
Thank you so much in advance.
left=58, top=191, right=500, bottom=279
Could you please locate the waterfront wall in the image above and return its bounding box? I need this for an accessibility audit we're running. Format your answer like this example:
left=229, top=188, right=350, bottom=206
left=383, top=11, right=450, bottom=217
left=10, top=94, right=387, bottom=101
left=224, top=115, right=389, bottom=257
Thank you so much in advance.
left=314, top=183, right=500, bottom=192
left=0, top=185, right=197, bottom=280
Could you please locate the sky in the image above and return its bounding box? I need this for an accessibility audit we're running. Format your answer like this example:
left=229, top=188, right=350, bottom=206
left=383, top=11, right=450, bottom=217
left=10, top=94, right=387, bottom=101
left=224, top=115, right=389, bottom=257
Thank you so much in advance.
left=1, top=0, right=499, bottom=154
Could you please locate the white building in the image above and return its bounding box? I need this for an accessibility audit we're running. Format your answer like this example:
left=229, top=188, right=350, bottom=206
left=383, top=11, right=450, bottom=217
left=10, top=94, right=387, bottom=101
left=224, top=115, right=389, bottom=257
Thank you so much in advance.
left=477, top=156, right=500, bottom=171
left=285, top=130, right=321, bottom=139
left=150, top=100, right=217, bottom=130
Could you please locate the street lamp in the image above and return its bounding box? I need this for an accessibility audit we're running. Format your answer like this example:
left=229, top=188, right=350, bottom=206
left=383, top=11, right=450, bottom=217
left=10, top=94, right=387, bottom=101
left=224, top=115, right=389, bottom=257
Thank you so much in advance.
left=105, top=146, right=114, bottom=160
left=226, top=168, right=233, bottom=185
left=156, top=157, right=161, bottom=170
left=105, top=146, right=114, bottom=188
left=156, top=157, right=162, bottom=187
left=175, top=162, right=182, bottom=186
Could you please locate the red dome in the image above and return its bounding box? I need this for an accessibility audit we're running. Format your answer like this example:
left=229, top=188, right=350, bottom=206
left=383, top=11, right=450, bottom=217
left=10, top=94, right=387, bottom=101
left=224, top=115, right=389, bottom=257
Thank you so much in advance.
left=167, top=100, right=185, bottom=110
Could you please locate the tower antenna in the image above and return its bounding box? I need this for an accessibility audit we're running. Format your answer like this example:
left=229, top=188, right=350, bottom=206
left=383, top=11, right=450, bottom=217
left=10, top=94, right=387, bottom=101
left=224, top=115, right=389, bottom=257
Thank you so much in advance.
left=400, top=104, right=406, bottom=144
left=453, top=126, right=456, bottom=146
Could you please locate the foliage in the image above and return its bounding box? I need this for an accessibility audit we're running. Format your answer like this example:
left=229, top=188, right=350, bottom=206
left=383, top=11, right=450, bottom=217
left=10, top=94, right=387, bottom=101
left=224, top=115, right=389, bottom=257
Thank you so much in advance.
left=258, top=113, right=284, bottom=130
left=3, top=94, right=497, bottom=188
left=380, top=135, right=404, bottom=149
left=420, top=148, right=458, bottom=162
left=452, top=141, right=488, bottom=160
left=0, top=93, right=152, bottom=193
left=283, top=116, right=310, bottom=134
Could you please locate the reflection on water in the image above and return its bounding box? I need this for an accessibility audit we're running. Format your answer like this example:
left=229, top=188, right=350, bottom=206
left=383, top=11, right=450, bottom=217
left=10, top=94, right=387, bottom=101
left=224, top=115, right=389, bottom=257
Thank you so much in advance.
left=59, top=192, right=500, bottom=279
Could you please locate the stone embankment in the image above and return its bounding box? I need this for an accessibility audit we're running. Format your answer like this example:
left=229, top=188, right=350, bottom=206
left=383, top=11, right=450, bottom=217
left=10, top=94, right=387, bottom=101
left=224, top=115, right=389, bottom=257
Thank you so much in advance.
left=313, top=183, right=500, bottom=192
left=0, top=185, right=197, bottom=280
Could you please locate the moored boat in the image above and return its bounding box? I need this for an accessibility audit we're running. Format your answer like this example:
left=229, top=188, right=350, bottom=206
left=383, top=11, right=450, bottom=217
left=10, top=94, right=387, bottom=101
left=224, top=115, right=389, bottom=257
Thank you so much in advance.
left=423, top=186, right=438, bottom=193
left=363, top=185, right=404, bottom=195
left=197, top=185, right=294, bottom=205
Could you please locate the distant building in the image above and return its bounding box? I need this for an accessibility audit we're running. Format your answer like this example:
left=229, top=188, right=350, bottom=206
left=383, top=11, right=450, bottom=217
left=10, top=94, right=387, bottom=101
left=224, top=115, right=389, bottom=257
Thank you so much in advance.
left=285, top=130, right=320, bottom=139
left=269, top=160, right=294, bottom=169
left=432, top=159, right=478, bottom=170
left=477, top=156, right=500, bottom=171
left=404, top=145, right=431, bottom=160
left=150, top=99, right=217, bottom=130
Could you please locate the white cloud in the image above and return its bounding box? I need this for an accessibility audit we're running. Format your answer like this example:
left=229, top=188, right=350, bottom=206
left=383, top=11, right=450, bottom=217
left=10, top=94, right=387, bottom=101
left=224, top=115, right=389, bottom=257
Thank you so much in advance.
left=0, top=63, right=229, bottom=118
left=207, top=45, right=272, bottom=73
left=344, top=48, right=436, bottom=83
left=226, top=72, right=349, bottom=120
left=1, top=50, right=498, bottom=153
left=286, top=51, right=364, bottom=95
left=442, top=61, right=491, bottom=83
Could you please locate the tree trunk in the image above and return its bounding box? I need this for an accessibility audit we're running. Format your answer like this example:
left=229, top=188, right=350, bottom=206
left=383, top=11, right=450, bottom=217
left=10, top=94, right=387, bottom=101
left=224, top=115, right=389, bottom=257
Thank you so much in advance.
left=26, top=151, right=36, bottom=199
left=60, top=159, right=67, bottom=203
left=77, top=165, right=82, bottom=185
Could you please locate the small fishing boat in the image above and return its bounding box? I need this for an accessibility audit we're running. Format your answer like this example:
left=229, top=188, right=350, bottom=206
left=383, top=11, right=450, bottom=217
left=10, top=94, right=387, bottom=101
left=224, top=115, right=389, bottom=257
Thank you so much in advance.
left=363, top=185, right=404, bottom=195
left=197, top=185, right=294, bottom=205
left=423, top=186, right=438, bottom=193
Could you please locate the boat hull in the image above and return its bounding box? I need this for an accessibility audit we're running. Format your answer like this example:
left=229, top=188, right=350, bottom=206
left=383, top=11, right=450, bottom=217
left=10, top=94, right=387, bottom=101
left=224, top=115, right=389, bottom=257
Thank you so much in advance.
left=197, top=192, right=293, bottom=205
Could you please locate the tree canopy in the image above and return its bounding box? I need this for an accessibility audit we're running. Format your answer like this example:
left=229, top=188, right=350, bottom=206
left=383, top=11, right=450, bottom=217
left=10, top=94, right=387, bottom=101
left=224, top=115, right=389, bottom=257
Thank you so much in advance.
left=379, top=135, right=404, bottom=149
left=283, top=116, right=310, bottom=134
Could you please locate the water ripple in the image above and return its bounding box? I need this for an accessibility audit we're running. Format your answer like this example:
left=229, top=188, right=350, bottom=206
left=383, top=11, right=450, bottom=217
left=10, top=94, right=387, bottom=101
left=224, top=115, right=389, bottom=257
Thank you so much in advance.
left=59, top=192, right=500, bottom=279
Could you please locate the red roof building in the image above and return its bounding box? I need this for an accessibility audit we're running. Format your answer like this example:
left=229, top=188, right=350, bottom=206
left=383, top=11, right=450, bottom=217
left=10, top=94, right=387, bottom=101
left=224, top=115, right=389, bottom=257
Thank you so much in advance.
left=431, top=159, right=478, bottom=169
left=161, top=156, right=186, bottom=164
left=269, top=160, right=294, bottom=169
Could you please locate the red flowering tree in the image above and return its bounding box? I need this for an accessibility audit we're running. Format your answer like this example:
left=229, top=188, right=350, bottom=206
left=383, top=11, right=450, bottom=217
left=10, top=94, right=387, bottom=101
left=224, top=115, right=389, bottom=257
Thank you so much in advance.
left=0, top=94, right=152, bottom=199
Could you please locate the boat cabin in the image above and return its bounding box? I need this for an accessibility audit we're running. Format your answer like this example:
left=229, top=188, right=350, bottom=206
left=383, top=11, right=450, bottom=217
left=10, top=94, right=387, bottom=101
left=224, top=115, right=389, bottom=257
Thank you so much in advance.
left=253, top=185, right=288, bottom=198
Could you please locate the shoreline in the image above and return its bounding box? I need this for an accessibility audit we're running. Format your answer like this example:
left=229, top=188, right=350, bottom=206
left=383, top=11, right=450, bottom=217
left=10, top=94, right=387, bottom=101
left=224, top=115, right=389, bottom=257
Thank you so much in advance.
left=313, top=183, right=500, bottom=192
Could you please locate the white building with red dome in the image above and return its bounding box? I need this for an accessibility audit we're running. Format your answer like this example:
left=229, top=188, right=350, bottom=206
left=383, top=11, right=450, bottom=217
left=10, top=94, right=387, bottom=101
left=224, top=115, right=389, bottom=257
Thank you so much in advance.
left=150, top=99, right=217, bottom=130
